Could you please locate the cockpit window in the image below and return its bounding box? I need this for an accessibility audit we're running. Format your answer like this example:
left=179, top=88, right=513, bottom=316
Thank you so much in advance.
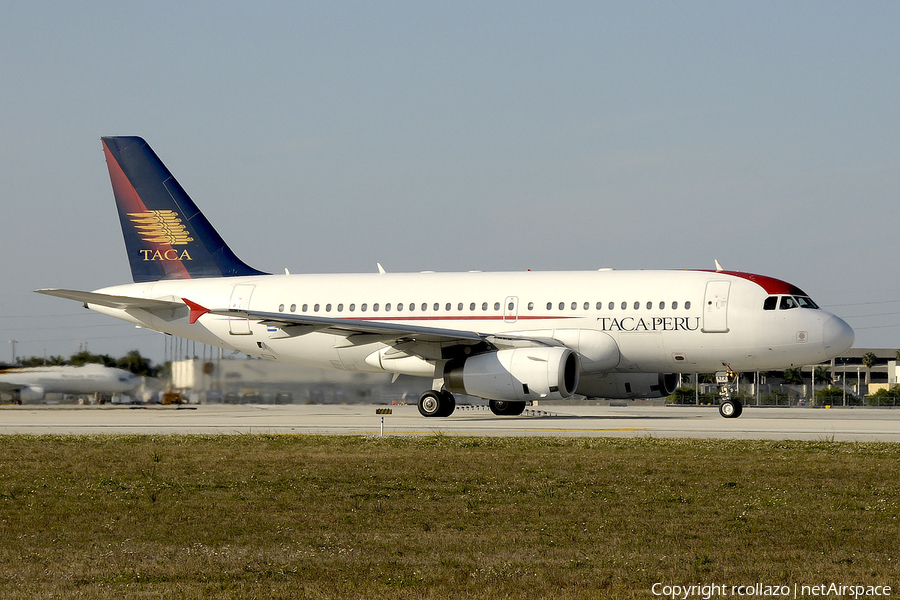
left=795, top=296, right=818, bottom=309
left=779, top=296, right=798, bottom=310
left=763, top=296, right=777, bottom=311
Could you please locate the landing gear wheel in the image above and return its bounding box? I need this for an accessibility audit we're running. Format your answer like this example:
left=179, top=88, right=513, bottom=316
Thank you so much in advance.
left=489, top=400, right=527, bottom=416
left=418, top=390, right=456, bottom=417
left=418, top=391, right=442, bottom=417
left=438, top=390, right=456, bottom=417
left=719, top=398, right=743, bottom=418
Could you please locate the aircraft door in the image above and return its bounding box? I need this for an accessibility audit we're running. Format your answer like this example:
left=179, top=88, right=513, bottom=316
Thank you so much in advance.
left=503, top=296, right=519, bottom=323
left=702, top=281, right=730, bottom=333
left=228, top=284, right=255, bottom=335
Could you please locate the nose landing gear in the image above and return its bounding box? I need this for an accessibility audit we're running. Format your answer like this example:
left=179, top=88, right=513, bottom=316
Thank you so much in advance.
left=717, top=367, right=743, bottom=418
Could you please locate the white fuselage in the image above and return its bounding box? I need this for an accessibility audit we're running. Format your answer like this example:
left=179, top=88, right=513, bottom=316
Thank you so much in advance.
left=88, top=269, right=854, bottom=396
left=0, top=364, right=140, bottom=397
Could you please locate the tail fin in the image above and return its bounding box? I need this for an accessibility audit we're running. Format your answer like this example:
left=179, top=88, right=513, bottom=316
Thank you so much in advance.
left=101, top=136, right=268, bottom=283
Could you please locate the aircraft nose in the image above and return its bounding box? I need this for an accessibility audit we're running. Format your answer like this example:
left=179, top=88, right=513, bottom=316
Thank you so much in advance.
left=823, top=315, right=855, bottom=355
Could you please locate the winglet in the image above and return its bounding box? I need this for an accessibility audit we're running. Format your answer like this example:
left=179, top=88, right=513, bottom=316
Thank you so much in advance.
left=182, top=298, right=211, bottom=324
left=714, top=259, right=724, bottom=272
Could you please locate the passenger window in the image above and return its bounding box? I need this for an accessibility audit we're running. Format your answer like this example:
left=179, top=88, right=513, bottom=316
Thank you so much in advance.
left=596, top=302, right=602, bottom=310
left=458, top=303, right=463, bottom=310
left=547, top=302, right=553, bottom=310
left=337, top=304, right=344, bottom=312
left=659, top=301, right=665, bottom=310
left=385, top=303, right=391, bottom=311
left=302, top=304, right=308, bottom=312
left=422, top=303, right=428, bottom=311
left=763, top=296, right=777, bottom=310
left=508, top=302, right=514, bottom=310
left=571, top=302, right=577, bottom=310
left=278, top=304, right=284, bottom=312
left=290, top=304, right=296, bottom=312
left=621, top=301, right=627, bottom=310
left=373, top=303, right=379, bottom=312
left=446, top=303, right=451, bottom=311
left=434, top=303, right=439, bottom=311
left=396, top=303, right=402, bottom=311
left=633, top=301, right=640, bottom=310
left=482, top=302, right=488, bottom=311
left=494, top=302, right=500, bottom=311
left=559, top=302, right=565, bottom=310
left=609, top=302, right=614, bottom=310
left=528, top=302, right=534, bottom=310
left=361, top=303, right=367, bottom=312
left=779, top=296, right=798, bottom=310
left=470, top=302, right=476, bottom=311
left=685, top=301, right=691, bottom=309
left=646, top=301, right=652, bottom=310
left=672, top=301, right=677, bottom=310
left=314, top=304, right=320, bottom=312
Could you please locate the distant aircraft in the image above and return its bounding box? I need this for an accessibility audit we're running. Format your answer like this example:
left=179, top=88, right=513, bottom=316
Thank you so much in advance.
left=0, top=364, right=142, bottom=403
left=38, top=137, right=854, bottom=418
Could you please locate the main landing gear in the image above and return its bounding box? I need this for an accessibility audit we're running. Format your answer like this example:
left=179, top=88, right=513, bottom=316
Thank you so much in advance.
left=417, top=390, right=456, bottom=417
left=416, top=392, right=528, bottom=417
left=716, top=367, right=743, bottom=419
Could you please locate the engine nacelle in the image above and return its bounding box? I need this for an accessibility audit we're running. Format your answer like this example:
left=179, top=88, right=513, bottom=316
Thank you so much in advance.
left=444, top=347, right=580, bottom=402
left=577, top=373, right=677, bottom=399
left=17, top=386, right=45, bottom=402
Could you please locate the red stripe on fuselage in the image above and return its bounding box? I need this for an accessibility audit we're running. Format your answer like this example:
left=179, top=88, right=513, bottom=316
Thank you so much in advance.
left=695, top=270, right=806, bottom=296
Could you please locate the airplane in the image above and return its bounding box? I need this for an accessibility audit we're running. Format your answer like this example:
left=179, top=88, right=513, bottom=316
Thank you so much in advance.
left=37, top=136, right=855, bottom=418
left=0, top=363, right=142, bottom=403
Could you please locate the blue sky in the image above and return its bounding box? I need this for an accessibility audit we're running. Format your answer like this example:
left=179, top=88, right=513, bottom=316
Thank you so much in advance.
left=1, top=1, right=898, bottom=363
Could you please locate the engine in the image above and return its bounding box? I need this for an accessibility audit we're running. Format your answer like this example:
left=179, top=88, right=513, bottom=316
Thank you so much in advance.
left=576, top=373, right=677, bottom=399
left=17, top=386, right=45, bottom=402
left=444, top=347, right=580, bottom=402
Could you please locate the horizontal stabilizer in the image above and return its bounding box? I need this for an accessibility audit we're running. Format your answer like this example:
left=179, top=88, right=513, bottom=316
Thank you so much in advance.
left=35, top=288, right=184, bottom=311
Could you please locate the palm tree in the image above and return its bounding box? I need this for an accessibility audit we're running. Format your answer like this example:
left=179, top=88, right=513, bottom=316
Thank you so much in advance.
left=782, top=368, right=804, bottom=385
left=814, top=366, right=832, bottom=385
left=862, top=352, right=878, bottom=387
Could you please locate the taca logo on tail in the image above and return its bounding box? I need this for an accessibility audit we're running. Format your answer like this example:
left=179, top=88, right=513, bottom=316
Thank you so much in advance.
left=101, top=136, right=268, bottom=283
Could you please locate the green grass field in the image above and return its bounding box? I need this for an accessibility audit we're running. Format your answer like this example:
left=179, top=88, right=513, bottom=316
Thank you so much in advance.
left=0, top=435, right=897, bottom=599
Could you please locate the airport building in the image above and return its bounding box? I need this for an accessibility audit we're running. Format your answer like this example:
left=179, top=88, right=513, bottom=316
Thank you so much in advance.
left=169, top=356, right=424, bottom=405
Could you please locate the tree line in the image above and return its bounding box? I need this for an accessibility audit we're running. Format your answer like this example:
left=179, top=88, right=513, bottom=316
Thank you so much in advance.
left=5, top=350, right=159, bottom=377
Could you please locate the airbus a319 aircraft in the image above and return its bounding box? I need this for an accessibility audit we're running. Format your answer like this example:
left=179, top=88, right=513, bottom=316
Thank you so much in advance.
left=38, top=137, right=854, bottom=418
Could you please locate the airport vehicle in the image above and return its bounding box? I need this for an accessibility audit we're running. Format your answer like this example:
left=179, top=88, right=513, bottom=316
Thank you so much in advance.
left=0, top=364, right=141, bottom=403
left=38, top=137, right=854, bottom=418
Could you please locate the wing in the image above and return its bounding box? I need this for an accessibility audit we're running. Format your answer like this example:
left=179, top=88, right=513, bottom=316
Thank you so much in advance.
left=197, top=303, right=558, bottom=350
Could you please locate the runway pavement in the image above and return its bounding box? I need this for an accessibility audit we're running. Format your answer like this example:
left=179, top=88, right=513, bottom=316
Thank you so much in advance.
left=1, top=403, right=899, bottom=441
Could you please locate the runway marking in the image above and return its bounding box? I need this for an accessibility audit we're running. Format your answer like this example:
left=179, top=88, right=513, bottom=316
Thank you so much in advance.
left=274, top=427, right=651, bottom=436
